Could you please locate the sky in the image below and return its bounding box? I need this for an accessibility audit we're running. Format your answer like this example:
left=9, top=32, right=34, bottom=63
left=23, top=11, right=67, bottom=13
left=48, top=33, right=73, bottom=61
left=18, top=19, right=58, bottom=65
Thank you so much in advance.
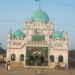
left=0, top=0, right=75, bottom=50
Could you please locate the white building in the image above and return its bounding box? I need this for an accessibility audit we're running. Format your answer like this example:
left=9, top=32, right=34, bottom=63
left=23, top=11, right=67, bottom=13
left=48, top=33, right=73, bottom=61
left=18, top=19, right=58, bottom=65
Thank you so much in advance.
left=6, top=9, right=68, bottom=69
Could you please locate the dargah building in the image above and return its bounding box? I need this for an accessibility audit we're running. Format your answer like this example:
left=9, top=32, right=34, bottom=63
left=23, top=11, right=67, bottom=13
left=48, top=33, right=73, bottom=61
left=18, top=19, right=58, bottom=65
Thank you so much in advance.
left=6, top=8, right=68, bottom=69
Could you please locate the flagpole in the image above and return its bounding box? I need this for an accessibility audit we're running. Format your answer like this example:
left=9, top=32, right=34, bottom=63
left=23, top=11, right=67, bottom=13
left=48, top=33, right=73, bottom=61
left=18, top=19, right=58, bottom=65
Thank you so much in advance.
left=39, top=0, right=41, bottom=9
left=35, top=0, right=41, bottom=10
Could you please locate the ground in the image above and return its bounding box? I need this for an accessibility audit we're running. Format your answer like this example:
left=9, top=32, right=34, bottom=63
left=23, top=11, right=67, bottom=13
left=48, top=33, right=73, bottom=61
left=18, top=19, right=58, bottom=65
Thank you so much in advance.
left=0, top=64, right=75, bottom=75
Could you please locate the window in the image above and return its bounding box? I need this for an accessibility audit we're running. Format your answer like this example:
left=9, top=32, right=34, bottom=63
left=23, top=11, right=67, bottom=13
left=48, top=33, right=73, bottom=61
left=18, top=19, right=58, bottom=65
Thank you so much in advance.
left=58, top=55, right=63, bottom=62
left=20, top=54, right=24, bottom=61
left=50, top=55, right=54, bottom=62
left=11, top=54, right=16, bottom=61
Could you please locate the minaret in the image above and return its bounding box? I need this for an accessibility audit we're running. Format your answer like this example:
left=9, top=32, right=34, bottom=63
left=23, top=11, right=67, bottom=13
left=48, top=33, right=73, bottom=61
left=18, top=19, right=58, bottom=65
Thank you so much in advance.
left=8, top=28, right=12, bottom=39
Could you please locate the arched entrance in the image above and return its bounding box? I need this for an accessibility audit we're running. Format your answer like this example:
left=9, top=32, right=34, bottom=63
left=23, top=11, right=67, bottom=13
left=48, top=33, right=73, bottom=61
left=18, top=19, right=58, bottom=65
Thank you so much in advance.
left=26, top=47, right=48, bottom=66
left=34, top=54, right=45, bottom=66
left=29, top=56, right=34, bottom=65
left=40, top=55, right=45, bottom=65
left=34, top=55, right=40, bottom=66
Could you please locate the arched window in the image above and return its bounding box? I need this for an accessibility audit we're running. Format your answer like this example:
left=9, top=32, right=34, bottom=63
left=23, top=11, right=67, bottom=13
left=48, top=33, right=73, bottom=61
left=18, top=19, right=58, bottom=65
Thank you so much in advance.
left=58, top=55, right=63, bottom=62
left=11, top=54, right=16, bottom=61
left=20, top=54, right=24, bottom=61
left=50, top=55, right=54, bottom=62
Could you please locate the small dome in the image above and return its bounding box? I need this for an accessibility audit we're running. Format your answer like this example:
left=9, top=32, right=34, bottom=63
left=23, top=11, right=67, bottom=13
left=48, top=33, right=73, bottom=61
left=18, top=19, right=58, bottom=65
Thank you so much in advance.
left=52, top=31, right=63, bottom=39
left=13, top=29, right=24, bottom=39
left=31, top=9, right=49, bottom=23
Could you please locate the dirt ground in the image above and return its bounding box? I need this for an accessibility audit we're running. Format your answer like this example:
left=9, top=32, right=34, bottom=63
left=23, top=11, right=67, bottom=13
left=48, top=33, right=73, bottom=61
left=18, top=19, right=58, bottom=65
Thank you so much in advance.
left=0, top=67, right=75, bottom=75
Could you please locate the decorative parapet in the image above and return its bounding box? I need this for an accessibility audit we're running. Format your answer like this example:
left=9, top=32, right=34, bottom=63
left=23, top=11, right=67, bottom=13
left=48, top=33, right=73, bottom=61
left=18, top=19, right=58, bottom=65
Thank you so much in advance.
left=28, top=40, right=48, bottom=45
left=24, top=21, right=53, bottom=30
left=7, top=39, right=26, bottom=49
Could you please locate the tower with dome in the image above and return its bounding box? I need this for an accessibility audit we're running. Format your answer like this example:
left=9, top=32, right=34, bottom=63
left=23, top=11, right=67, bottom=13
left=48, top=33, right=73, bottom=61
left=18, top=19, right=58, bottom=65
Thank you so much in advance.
left=6, top=0, right=68, bottom=69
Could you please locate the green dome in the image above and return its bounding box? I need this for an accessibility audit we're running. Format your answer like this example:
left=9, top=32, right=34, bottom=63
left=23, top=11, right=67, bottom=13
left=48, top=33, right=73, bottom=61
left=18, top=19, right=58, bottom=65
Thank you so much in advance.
left=52, top=31, right=63, bottom=39
left=13, top=29, right=24, bottom=39
left=31, top=10, right=49, bottom=23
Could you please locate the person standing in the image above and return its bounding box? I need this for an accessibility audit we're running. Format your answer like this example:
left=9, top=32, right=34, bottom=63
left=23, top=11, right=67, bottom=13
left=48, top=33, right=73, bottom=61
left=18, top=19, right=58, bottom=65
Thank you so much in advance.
left=7, top=61, right=10, bottom=71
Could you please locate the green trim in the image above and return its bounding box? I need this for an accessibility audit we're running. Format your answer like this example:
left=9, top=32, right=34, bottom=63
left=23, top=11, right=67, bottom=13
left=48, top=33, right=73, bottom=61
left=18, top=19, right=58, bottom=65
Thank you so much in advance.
left=32, top=35, right=45, bottom=41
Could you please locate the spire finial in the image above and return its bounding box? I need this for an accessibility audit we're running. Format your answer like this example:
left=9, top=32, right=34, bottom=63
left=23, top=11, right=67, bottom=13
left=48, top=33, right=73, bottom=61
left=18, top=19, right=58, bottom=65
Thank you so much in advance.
left=9, top=28, right=12, bottom=34
left=35, top=0, right=41, bottom=9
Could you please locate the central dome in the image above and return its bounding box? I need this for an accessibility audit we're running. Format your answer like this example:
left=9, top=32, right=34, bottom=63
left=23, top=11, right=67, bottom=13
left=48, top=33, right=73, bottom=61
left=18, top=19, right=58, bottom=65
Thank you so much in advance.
left=31, top=9, right=49, bottom=23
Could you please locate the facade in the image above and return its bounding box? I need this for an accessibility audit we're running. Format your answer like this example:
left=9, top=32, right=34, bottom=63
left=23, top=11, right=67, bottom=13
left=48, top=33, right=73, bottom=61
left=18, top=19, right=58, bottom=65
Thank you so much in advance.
left=6, top=9, right=68, bottom=69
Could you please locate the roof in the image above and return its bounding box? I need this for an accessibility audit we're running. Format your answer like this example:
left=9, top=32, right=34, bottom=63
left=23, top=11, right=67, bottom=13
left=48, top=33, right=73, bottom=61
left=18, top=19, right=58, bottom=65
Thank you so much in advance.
left=31, top=9, right=49, bottom=23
